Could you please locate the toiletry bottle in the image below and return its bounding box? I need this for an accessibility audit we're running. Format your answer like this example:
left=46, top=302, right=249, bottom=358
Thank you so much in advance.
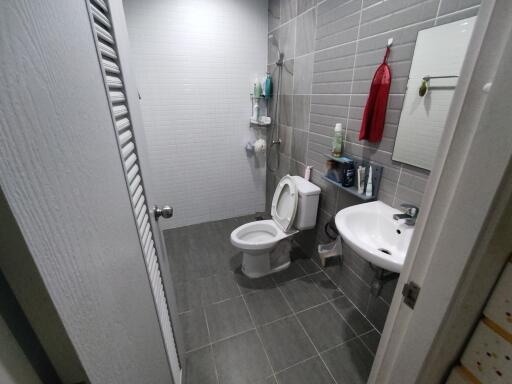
left=366, top=166, right=373, bottom=197
left=357, top=166, right=366, bottom=194
left=252, top=102, right=260, bottom=121
left=264, top=73, right=272, bottom=99
left=331, top=123, right=343, bottom=157
left=254, top=78, right=262, bottom=98
left=304, top=166, right=312, bottom=181
left=342, top=159, right=355, bottom=187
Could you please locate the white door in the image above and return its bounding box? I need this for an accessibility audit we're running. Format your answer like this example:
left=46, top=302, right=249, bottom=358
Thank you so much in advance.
left=85, top=0, right=184, bottom=381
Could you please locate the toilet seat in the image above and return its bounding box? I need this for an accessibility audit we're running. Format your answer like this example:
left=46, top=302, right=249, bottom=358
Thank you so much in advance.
left=271, top=175, right=299, bottom=232
left=230, top=220, right=296, bottom=251
left=230, top=175, right=299, bottom=251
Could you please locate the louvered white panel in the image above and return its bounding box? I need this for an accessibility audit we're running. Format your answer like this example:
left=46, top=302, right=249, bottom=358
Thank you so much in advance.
left=87, top=0, right=181, bottom=376
left=106, top=75, right=123, bottom=88
left=116, top=117, right=130, bottom=131
left=125, top=153, right=137, bottom=171
left=119, top=130, right=132, bottom=146
left=121, top=141, right=134, bottom=159
left=126, top=164, right=139, bottom=183
left=91, top=0, right=107, bottom=12
left=98, top=42, right=117, bottom=59
left=102, top=58, right=120, bottom=74
left=109, top=91, right=125, bottom=103
left=91, top=4, right=111, bottom=28
left=95, top=24, right=114, bottom=44
left=112, top=104, right=128, bottom=118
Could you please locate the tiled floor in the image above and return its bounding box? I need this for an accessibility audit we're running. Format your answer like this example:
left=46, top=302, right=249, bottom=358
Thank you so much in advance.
left=164, top=216, right=380, bottom=384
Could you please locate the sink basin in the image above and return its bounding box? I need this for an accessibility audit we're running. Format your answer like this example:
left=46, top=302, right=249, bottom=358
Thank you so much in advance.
left=335, top=201, right=414, bottom=273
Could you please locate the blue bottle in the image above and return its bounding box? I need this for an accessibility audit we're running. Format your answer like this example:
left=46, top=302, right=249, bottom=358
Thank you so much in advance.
left=264, top=73, right=272, bottom=99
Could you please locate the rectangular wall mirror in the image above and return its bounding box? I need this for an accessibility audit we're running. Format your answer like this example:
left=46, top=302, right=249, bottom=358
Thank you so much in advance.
left=392, top=17, right=476, bottom=170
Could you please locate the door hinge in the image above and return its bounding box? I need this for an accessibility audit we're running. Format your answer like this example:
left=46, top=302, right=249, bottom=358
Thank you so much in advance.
left=402, top=281, right=421, bottom=309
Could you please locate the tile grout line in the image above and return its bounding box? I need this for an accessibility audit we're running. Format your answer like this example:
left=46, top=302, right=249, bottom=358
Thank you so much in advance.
left=237, top=279, right=280, bottom=384
left=184, top=261, right=380, bottom=327
left=202, top=307, right=221, bottom=384
left=178, top=260, right=381, bottom=338
left=274, top=282, right=340, bottom=384
left=303, top=0, right=320, bottom=170
left=270, top=262, right=340, bottom=384
left=314, top=259, right=381, bottom=335
left=357, top=329, right=378, bottom=357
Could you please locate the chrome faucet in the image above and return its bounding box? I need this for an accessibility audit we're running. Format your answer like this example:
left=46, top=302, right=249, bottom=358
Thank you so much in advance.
left=393, top=203, right=419, bottom=226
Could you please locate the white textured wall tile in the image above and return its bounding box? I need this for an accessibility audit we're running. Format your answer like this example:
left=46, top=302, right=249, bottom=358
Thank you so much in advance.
left=124, top=0, right=268, bottom=229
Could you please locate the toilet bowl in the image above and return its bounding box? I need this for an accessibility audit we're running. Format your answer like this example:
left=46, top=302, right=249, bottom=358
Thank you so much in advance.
left=230, top=175, right=321, bottom=278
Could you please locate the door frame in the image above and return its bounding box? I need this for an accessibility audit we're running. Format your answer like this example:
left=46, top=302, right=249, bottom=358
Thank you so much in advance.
left=107, top=0, right=186, bottom=374
left=369, top=0, right=512, bottom=382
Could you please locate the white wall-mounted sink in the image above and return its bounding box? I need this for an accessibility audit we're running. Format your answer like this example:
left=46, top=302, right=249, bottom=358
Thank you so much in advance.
left=335, top=201, right=414, bottom=273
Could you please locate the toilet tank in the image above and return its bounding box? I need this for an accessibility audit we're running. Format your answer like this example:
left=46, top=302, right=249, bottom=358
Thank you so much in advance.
left=291, top=176, right=321, bottom=230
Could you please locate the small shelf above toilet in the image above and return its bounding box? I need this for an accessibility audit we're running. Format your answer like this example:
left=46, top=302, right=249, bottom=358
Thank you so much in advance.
left=324, top=154, right=383, bottom=200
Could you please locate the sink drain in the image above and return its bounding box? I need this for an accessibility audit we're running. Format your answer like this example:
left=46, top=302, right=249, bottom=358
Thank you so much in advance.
left=378, top=248, right=392, bottom=255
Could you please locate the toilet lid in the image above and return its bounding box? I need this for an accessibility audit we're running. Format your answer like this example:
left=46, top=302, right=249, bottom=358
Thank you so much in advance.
left=271, top=175, right=298, bottom=232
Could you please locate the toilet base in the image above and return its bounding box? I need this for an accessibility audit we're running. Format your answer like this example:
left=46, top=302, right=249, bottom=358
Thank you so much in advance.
left=241, top=240, right=292, bottom=279
left=242, top=255, right=290, bottom=278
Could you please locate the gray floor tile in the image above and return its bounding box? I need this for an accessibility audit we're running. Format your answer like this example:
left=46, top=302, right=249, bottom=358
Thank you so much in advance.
left=244, top=288, right=293, bottom=326
left=272, top=262, right=306, bottom=284
left=205, top=297, right=253, bottom=342
left=234, top=267, right=276, bottom=294
left=200, top=272, right=240, bottom=305
left=184, top=346, right=217, bottom=384
left=366, top=295, right=390, bottom=332
left=331, top=296, right=373, bottom=335
left=280, top=276, right=327, bottom=312
left=298, top=303, right=355, bottom=352
left=321, top=338, right=373, bottom=384
left=176, top=278, right=202, bottom=313
left=360, top=330, right=381, bottom=355
left=180, top=309, right=210, bottom=352
left=258, top=316, right=316, bottom=371
left=276, top=357, right=335, bottom=384
left=295, top=257, right=321, bottom=274
left=212, top=330, right=273, bottom=384
left=309, top=271, right=343, bottom=300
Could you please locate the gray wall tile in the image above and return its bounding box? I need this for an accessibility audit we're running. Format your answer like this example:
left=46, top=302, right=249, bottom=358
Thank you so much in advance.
left=297, top=0, right=316, bottom=15
left=438, top=0, right=480, bottom=16
left=292, top=95, right=311, bottom=130
left=292, top=129, right=308, bottom=164
left=281, top=0, right=298, bottom=24
left=296, top=8, right=316, bottom=56
left=267, top=0, right=480, bottom=328
left=269, top=0, right=282, bottom=31
left=293, top=54, right=314, bottom=94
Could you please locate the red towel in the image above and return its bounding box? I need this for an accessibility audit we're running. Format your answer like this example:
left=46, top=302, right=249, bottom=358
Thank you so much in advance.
left=359, top=47, right=392, bottom=143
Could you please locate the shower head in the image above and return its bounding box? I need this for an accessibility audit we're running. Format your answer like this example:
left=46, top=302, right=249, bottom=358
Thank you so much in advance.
left=268, top=34, right=284, bottom=66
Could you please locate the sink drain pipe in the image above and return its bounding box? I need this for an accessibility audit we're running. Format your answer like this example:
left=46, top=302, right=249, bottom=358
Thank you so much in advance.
left=369, top=264, right=398, bottom=296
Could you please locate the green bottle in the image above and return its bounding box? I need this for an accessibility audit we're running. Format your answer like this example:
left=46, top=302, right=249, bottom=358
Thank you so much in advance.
left=331, top=123, right=343, bottom=157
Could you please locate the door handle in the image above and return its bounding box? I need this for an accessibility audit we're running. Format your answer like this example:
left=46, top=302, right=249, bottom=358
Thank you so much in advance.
left=154, top=205, right=173, bottom=220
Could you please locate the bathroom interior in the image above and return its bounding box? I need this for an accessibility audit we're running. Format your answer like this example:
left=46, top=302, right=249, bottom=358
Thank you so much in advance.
left=1, top=1, right=512, bottom=384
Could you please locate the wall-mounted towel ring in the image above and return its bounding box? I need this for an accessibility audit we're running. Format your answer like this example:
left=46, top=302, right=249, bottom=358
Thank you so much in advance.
left=419, top=75, right=459, bottom=97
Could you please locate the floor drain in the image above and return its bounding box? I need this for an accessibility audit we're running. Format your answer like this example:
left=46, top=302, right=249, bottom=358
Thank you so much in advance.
left=378, top=248, right=391, bottom=255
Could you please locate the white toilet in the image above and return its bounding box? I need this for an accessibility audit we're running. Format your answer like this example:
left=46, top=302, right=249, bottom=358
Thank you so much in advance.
left=230, top=175, right=321, bottom=278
